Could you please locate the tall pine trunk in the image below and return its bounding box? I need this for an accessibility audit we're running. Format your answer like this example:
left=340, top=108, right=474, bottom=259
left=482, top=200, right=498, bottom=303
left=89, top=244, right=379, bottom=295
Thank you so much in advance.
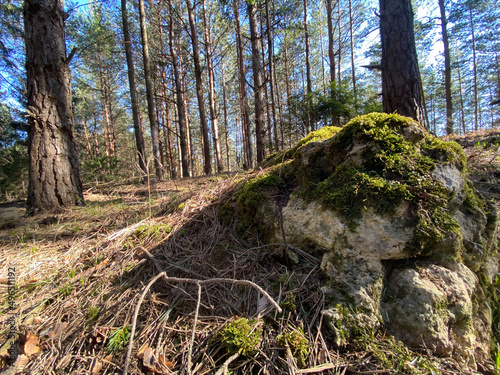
left=186, top=0, right=212, bottom=175
left=380, top=0, right=425, bottom=124
left=265, top=0, right=278, bottom=152
left=439, top=0, right=453, bottom=135
left=138, top=0, right=163, bottom=180
left=25, top=0, right=84, bottom=213
left=326, top=0, right=335, bottom=85
left=221, top=62, right=231, bottom=171
left=168, top=1, right=190, bottom=177
left=349, top=0, right=357, bottom=108
left=248, top=0, right=266, bottom=164
left=121, top=0, right=147, bottom=177
left=469, top=8, right=479, bottom=131
left=202, top=0, right=224, bottom=172
left=233, top=0, right=253, bottom=169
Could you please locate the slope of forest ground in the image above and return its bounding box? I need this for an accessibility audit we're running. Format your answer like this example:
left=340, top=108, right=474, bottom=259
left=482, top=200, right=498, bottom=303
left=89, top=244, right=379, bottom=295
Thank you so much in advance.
left=0, top=130, right=499, bottom=375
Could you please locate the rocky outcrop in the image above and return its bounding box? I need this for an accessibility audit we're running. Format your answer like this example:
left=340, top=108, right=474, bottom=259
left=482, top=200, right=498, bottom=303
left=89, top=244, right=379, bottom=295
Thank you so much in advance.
left=231, top=113, right=499, bottom=370
left=0, top=207, right=19, bottom=228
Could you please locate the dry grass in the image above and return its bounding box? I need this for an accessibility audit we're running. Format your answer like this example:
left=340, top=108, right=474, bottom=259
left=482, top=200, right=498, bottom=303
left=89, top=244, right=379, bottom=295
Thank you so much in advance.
left=0, top=139, right=497, bottom=375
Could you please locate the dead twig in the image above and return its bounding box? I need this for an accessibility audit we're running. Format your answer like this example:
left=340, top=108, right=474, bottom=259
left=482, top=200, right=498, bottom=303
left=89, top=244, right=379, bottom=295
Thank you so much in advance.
left=122, top=272, right=282, bottom=375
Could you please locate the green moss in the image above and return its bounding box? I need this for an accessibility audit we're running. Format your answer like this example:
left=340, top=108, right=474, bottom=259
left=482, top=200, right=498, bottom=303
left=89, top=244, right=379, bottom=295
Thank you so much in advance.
left=261, top=126, right=341, bottom=167
left=463, top=179, right=487, bottom=214
left=310, top=165, right=411, bottom=229
left=277, top=327, right=311, bottom=367
left=296, top=126, right=342, bottom=147
left=220, top=317, right=262, bottom=356
left=236, top=173, right=282, bottom=209
left=422, top=137, right=467, bottom=172
left=294, top=113, right=467, bottom=253
left=85, top=306, right=100, bottom=326
left=133, top=223, right=172, bottom=240
left=231, top=172, right=284, bottom=238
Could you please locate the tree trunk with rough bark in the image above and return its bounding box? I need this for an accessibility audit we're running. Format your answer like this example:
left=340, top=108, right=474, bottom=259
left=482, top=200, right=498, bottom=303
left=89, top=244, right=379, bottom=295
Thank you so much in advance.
left=24, top=0, right=84, bottom=214
left=202, top=0, right=224, bottom=172
left=233, top=0, right=253, bottom=169
left=265, top=0, right=278, bottom=152
left=138, top=0, right=163, bottom=180
left=380, top=0, right=425, bottom=124
left=187, top=0, right=212, bottom=175
left=168, top=1, right=190, bottom=177
left=121, top=0, right=147, bottom=177
left=248, top=0, right=266, bottom=164
left=326, top=0, right=335, bottom=85
left=439, top=0, right=453, bottom=135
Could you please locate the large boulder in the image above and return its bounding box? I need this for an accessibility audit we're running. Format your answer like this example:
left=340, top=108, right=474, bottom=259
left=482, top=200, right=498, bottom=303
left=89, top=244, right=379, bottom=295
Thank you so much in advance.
left=230, top=113, right=499, bottom=369
left=0, top=207, right=19, bottom=228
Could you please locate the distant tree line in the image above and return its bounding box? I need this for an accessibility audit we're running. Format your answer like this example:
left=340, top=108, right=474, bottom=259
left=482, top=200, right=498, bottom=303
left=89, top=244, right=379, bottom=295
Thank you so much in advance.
left=0, top=0, right=498, bottom=209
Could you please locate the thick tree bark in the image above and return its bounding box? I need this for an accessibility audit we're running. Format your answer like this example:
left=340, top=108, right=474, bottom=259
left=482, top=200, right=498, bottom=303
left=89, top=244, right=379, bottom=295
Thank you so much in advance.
left=168, top=2, right=190, bottom=177
left=380, top=0, right=425, bottom=125
left=201, top=0, right=224, bottom=172
left=439, top=0, right=453, bottom=135
left=138, top=0, right=163, bottom=180
left=248, top=0, right=266, bottom=164
left=24, top=0, right=84, bottom=213
left=121, top=0, right=147, bottom=177
left=186, top=0, right=212, bottom=175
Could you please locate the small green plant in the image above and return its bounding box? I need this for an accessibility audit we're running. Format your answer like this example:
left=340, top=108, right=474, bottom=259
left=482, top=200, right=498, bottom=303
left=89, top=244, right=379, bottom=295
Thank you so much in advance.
left=107, top=325, right=131, bottom=352
left=58, top=282, right=73, bottom=297
left=220, top=317, right=262, bottom=356
left=279, top=294, right=297, bottom=312
left=493, top=343, right=500, bottom=374
left=123, top=262, right=136, bottom=272
left=86, top=306, right=100, bottom=324
left=277, top=327, right=311, bottom=367
left=134, top=223, right=172, bottom=240
left=68, top=269, right=76, bottom=278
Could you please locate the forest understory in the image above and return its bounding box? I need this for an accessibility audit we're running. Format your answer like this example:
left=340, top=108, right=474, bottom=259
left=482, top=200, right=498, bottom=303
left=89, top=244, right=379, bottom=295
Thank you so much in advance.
left=0, top=129, right=499, bottom=375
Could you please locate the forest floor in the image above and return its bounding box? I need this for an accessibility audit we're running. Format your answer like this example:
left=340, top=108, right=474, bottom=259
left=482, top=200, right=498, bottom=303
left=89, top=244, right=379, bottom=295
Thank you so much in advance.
left=0, top=130, right=499, bottom=375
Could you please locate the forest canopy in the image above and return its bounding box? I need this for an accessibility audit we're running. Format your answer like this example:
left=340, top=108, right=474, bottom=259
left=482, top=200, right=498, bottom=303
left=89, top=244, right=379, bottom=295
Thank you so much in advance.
left=0, top=0, right=499, bottom=201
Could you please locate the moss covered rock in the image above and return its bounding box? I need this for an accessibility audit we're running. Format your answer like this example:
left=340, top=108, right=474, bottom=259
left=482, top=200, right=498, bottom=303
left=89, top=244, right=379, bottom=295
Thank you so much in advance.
left=227, top=113, right=498, bottom=370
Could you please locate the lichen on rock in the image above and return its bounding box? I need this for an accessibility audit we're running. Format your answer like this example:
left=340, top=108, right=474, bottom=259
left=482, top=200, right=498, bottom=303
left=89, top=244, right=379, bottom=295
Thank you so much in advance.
left=227, top=112, right=499, bottom=370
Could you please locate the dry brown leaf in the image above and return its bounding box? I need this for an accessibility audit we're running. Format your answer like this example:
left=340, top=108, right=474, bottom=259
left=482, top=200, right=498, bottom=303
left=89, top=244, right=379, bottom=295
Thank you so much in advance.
left=136, top=343, right=150, bottom=360
left=14, top=354, right=30, bottom=367
left=142, top=348, right=156, bottom=371
left=90, top=359, right=103, bottom=374
left=23, top=333, right=40, bottom=356
left=48, top=322, right=68, bottom=339
left=0, top=278, right=8, bottom=284
left=158, top=354, right=174, bottom=370
left=104, top=354, right=113, bottom=362
left=96, top=258, right=110, bottom=269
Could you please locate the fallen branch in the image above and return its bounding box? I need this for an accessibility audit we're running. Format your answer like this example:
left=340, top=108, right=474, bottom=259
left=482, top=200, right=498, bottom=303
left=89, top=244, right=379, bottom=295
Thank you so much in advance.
left=213, top=352, right=240, bottom=375
left=122, top=270, right=282, bottom=375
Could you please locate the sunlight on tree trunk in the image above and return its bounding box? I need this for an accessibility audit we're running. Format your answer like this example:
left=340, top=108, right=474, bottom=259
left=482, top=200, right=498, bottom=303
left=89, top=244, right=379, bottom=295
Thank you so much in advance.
left=25, top=0, right=84, bottom=213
